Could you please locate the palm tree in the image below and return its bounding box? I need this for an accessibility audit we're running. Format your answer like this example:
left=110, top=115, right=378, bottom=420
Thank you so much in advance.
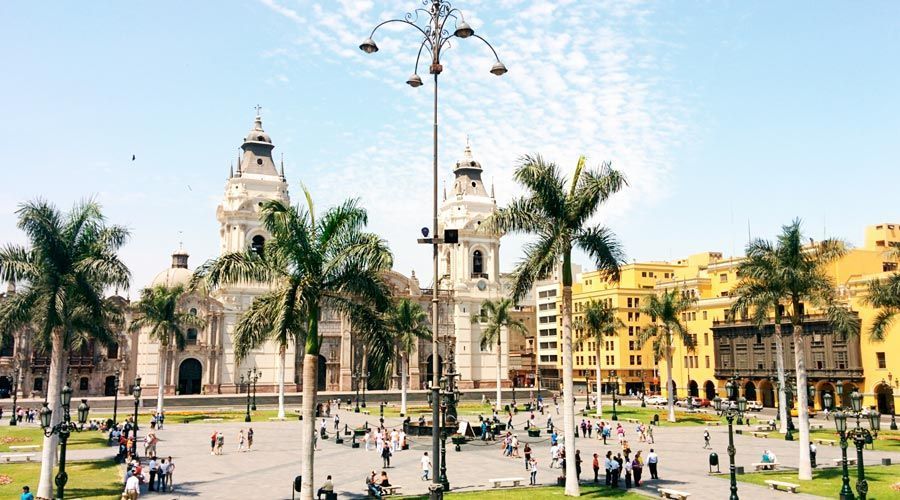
left=128, top=284, right=206, bottom=415
left=371, top=298, right=431, bottom=416
left=578, top=300, right=624, bottom=417
left=194, top=194, right=392, bottom=500
left=863, top=272, right=900, bottom=341
left=0, top=199, right=130, bottom=500
left=472, top=298, right=528, bottom=410
left=732, top=219, right=859, bottom=480
left=639, top=289, right=695, bottom=423
left=489, top=154, right=626, bottom=496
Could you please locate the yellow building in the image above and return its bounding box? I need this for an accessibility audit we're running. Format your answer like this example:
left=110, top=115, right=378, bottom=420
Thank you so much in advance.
left=560, top=223, right=900, bottom=413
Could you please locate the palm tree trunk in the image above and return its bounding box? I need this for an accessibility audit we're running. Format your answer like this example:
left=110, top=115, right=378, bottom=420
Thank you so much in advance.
left=156, top=344, right=167, bottom=415
left=401, top=352, right=408, bottom=416
left=496, top=336, right=503, bottom=411
left=773, top=321, right=788, bottom=434
left=300, top=353, right=318, bottom=500
left=277, top=345, right=286, bottom=420
left=665, top=350, right=676, bottom=423
left=792, top=314, right=812, bottom=480
left=37, top=329, right=65, bottom=500
left=595, top=343, right=603, bottom=418
left=561, top=280, right=579, bottom=496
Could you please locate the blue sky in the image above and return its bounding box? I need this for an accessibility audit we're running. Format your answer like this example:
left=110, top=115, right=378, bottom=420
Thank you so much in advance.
left=1, top=1, right=898, bottom=291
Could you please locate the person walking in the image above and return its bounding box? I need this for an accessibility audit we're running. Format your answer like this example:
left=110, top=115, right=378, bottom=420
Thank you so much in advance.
left=334, top=412, right=340, bottom=432
left=550, top=443, right=559, bottom=469
left=624, top=453, right=632, bottom=489
left=702, top=428, right=711, bottom=449
left=247, top=428, right=254, bottom=451
left=604, top=451, right=613, bottom=486
left=647, top=424, right=654, bottom=444
left=592, top=453, right=600, bottom=483
left=647, top=448, right=659, bottom=479
left=148, top=456, right=158, bottom=491
left=575, top=449, right=583, bottom=481
left=238, top=429, right=246, bottom=452
left=165, top=456, right=175, bottom=491
left=381, top=441, right=392, bottom=468
left=20, top=486, right=34, bottom=500
left=529, top=457, right=538, bottom=485
left=123, top=473, right=140, bottom=500
left=421, top=452, right=431, bottom=481
left=216, top=430, right=225, bottom=455
left=210, top=431, right=217, bottom=455
left=524, top=443, right=532, bottom=470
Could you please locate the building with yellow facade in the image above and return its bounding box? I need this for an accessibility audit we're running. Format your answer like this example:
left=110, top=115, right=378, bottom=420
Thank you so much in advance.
left=560, top=223, right=900, bottom=415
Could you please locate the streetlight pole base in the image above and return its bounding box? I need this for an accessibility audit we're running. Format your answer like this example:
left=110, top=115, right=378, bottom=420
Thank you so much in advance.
left=428, top=483, right=444, bottom=500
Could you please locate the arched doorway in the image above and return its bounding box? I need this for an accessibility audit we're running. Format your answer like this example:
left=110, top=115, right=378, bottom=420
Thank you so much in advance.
left=744, top=381, right=757, bottom=402
left=424, top=355, right=443, bottom=388
left=668, top=380, right=678, bottom=400
left=317, top=355, right=327, bottom=391
left=178, top=358, right=203, bottom=395
left=818, top=381, right=835, bottom=410
left=104, top=376, right=117, bottom=396
left=0, top=376, right=11, bottom=397
left=875, top=384, right=892, bottom=414
left=689, top=380, right=699, bottom=398
left=704, top=380, right=716, bottom=400
left=759, top=380, right=775, bottom=408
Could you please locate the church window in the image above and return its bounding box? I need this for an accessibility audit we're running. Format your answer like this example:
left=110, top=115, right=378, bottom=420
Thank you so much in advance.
left=251, top=235, right=265, bottom=257
left=257, top=136, right=265, bottom=141
left=79, top=377, right=89, bottom=391
left=33, top=377, right=43, bottom=391
left=187, top=328, right=198, bottom=345
left=256, top=158, right=263, bottom=165
left=471, top=181, right=477, bottom=187
left=472, top=250, right=483, bottom=275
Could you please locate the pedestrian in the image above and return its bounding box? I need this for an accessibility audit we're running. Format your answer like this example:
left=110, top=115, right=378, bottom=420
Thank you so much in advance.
left=148, top=455, right=158, bottom=491
left=334, top=412, right=340, bottom=431
left=604, top=451, right=615, bottom=487
left=381, top=441, right=392, bottom=468
left=703, top=427, right=711, bottom=449
left=647, top=448, right=659, bottom=479
left=210, top=431, right=217, bottom=455
left=512, top=434, right=520, bottom=458
left=587, top=420, right=593, bottom=438
left=21, top=486, right=34, bottom=500
left=317, top=475, right=334, bottom=500
left=216, top=430, right=225, bottom=455
left=592, top=452, right=600, bottom=483
left=247, top=427, right=254, bottom=451
left=507, top=411, right=514, bottom=430
left=165, top=456, right=175, bottom=491
left=550, top=443, right=560, bottom=469
left=524, top=443, right=532, bottom=470
left=614, top=452, right=624, bottom=487
left=529, top=457, right=538, bottom=485
left=575, top=449, right=582, bottom=480
left=632, top=451, right=643, bottom=487
left=238, top=429, right=246, bottom=452
left=624, top=453, right=632, bottom=489
left=421, top=452, right=431, bottom=481
left=123, top=472, right=140, bottom=500
left=647, top=425, right=654, bottom=444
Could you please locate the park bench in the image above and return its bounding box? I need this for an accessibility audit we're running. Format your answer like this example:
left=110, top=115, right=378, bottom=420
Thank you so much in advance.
left=814, top=438, right=836, bottom=446
left=658, top=487, right=691, bottom=499
left=765, top=480, right=799, bottom=493
left=382, top=485, right=403, bottom=496
left=752, top=425, right=774, bottom=432
left=626, top=418, right=641, bottom=424
left=751, top=432, right=768, bottom=438
left=1, top=453, right=36, bottom=463
left=752, top=461, right=778, bottom=471
left=809, top=423, right=824, bottom=430
left=8, top=445, right=40, bottom=451
left=832, top=457, right=857, bottom=466
left=489, top=477, right=525, bottom=488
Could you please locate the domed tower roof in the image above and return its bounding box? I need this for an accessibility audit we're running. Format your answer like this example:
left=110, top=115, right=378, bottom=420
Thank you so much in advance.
left=150, top=248, right=193, bottom=288
left=236, top=111, right=280, bottom=177
left=451, top=139, right=487, bottom=197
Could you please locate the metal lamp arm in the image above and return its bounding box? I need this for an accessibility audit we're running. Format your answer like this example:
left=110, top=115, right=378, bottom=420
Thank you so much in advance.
left=414, top=36, right=431, bottom=74
left=471, top=34, right=503, bottom=62
left=368, top=19, right=433, bottom=50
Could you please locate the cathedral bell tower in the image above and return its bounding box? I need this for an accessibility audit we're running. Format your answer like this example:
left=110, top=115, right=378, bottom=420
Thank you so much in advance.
left=438, top=141, right=506, bottom=389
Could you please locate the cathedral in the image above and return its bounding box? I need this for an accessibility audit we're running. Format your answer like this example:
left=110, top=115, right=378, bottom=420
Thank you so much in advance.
left=130, top=114, right=508, bottom=395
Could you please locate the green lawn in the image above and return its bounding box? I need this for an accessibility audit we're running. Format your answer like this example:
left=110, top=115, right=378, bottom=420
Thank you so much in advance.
left=0, top=425, right=109, bottom=452
left=0, top=459, right=122, bottom=500
left=732, top=464, right=900, bottom=499
left=91, top=408, right=291, bottom=424
left=400, top=484, right=645, bottom=499
left=750, top=428, right=900, bottom=452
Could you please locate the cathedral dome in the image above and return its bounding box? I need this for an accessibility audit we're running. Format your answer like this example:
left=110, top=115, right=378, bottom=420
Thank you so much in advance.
left=244, top=115, right=272, bottom=144
left=149, top=248, right=193, bottom=288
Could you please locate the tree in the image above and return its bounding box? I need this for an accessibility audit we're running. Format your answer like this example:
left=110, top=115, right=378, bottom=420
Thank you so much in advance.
left=639, top=289, right=695, bottom=422
left=369, top=298, right=431, bottom=416
left=128, top=285, right=206, bottom=415
left=489, top=154, right=626, bottom=496
left=0, top=199, right=130, bottom=500
left=194, top=194, right=392, bottom=500
left=577, top=299, right=624, bottom=417
left=472, top=298, right=528, bottom=411
left=863, top=272, right=900, bottom=342
left=731, top=219, right=859, bottom=480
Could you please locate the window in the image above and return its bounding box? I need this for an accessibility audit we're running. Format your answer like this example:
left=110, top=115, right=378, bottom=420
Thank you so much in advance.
left=33, top=377, right=43, bottom=392
left=472, top=250, right=484, bottom=275
left=704, top=332, right=709, bottom=345
left=642, top=272, right=647, bottom=277
left=636, top=356, right=642, bottom=365
left=635, top=326, right=641, bottom=336
left=187, top=328, right=199, bottom=345
left=629, top=341, right=635, bottom=350
left=79, top=377, right=89, bottom=391
left=627, top=312, right=634, bottom=321
left=877, top=352, right=886, bottom=369
left=835, top=352, right=847, bottom=370
left=684, top=356, right=689, bottom=368
left=702, top=311, right=707, bottom=320
left=107, top=342, right=119, bottom=359
left=705, top=356, right=710, bottom=368
left=814, top=352, right=825, bottom=370
left=627, top=298, right=633, bottom=308
left=635, top=312, right=640, bottom=321
left=634, top=298, right=640, bottom=307
left=628, top=326, right=634, bottom=336
left=0, top=335, right=13, bottom=357
left=250, top=235, right=265, bottom=257
left=630, top=355, right=635, bottom=365
left=719, top=273, right=728, bottom=283
left=884, top=262, right=898, bottom=272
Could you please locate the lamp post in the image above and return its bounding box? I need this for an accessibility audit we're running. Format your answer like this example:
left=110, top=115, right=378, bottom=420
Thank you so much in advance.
left=132, top=377, right=142, bottom=458
left=9, top=362, right=20, bottom=426
left=609, top=372, right=619, bottom=421
left=829, top=390, right=880, bottom=500
left=713, top=378, right=747, bottom=500
left=584, top=375, right=591, bottom=412
left=240, top=369, right=256, bottom=422
left=784, top=382, right=795, bottom=441
left=251, top=368, right=260, bottom=411
left=362, top=371, right=369, bottom=409
left=353, top=370, right=361, bottom=413
left=41, top=384, right=90, bottom=500
left=360, top=4, right=506, bottom=498
left=112, top=368, right=121, bottom=426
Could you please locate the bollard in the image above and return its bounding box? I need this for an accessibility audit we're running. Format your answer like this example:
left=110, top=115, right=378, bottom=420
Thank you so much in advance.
left=708, top=452, right=720, bottom=473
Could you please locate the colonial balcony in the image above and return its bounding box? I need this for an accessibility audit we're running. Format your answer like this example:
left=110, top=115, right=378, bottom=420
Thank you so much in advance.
left=714, top=367, right=864, bottom=381
left=712, top=313, right=830, bottom=328
left=31, top=354, right=96, bottom=370
left=471, top=272, right=489, bottom=279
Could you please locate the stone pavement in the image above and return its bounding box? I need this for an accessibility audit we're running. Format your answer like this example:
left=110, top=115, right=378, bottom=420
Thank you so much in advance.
left=62, top=405, right=897, bottom=499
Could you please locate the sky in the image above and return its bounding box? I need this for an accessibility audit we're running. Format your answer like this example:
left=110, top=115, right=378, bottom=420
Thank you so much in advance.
left=1, top=0, right=898, bottom=293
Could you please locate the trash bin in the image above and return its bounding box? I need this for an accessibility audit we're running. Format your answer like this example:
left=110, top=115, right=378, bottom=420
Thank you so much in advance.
left=709, top=452, right=720, bottom=473
left=652, top=414, right=660, bottom=426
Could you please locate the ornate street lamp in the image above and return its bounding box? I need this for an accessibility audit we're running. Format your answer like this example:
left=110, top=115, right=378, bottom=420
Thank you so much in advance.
left=831, top=390, right=880, bottom=500
left=353, top=370, right=362, bottom=413
left=362, top=371, right=369, bottom=408
left=9, top=360, right=20, bottom=426
left=609, top=373, right=620, bottom=421
left=714, top=377, right=747, bottom=500
left=784, top=383, right=795, bottom=441
left=132, top=377, right=142, bottom=457
left=240, top=369, right=253, bottom=422
left=251, top=368, right=260, bottom=411
left=360, top=3, right=506, bottom=497
left=881, top=378, right=897, bottom=431
left=112, top=368, right=121, bottom=426
left=41, top=384, right=90, bottom=500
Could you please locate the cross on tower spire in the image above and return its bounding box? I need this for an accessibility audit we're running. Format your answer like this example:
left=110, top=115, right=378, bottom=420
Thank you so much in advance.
left=254, top=104, right=262, bottom=116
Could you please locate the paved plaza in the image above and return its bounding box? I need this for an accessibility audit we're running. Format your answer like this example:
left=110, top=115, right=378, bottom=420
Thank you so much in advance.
left=60, top=402, right=900, bottom=499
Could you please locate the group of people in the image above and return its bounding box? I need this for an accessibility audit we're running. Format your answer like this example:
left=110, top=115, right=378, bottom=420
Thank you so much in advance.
left=0, top=405, right=38, bottom=424
left=122, top=456, right=175, bottom=498
left=209, top=428, right=254, bottom=454
left=364, top=470, right=394, bottom=498
left=362, top=425, right=408, bottom=467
